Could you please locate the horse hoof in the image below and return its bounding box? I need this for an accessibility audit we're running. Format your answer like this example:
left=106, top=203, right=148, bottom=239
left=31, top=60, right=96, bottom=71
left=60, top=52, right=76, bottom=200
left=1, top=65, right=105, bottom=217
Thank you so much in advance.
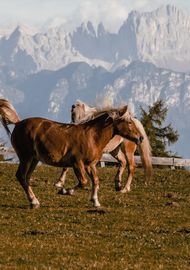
left=93, top=201, right=101, bottom=207
left=120, top=189, right=128, bottom=193
left=54, top=182, right=63, bottom=188
left=58, top=188, right=75, bottom=195
left=58, top=188, right=67, bottom=195
left=30, top=203, right=40, bottom=209
left=115, top=186, right=122, bottom=192
left=67, top=188, right=75, bottom=195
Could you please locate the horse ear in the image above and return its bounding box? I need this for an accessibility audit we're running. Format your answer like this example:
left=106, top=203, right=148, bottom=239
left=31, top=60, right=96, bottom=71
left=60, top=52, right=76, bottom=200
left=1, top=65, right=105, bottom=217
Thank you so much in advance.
left=118, top=105, right=128, bottom=117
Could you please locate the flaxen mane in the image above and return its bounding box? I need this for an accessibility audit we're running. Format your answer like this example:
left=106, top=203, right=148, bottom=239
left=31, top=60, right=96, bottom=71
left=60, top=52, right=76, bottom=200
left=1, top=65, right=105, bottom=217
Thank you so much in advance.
left=76, top=106, right=132, bottom=124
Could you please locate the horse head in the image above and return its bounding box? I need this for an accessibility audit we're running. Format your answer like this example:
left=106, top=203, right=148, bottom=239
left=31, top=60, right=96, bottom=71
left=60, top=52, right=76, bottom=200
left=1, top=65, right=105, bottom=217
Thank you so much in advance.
left=71, top=100, right=96, bottom=123
left=112, top=105, right=144, bottom=145
left=71, top=101, right=86, bottom=123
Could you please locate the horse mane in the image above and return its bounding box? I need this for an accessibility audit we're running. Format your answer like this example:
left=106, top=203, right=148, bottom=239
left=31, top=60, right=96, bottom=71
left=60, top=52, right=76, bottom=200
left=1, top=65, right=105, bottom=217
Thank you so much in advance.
left=74, top=100, right=132, bottom=124
left=76, top=100, right=92, bottom=110
left=76, top=105, right=132, bottom=124
left=133, top=118, right=152, bottom=156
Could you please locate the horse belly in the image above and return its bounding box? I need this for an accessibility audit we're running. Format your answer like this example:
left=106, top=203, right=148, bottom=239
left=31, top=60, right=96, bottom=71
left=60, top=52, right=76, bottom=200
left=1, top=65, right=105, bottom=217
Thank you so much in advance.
left=36, top=151, right=69, bottom=167
left=34, top=134, right=73, bottom=166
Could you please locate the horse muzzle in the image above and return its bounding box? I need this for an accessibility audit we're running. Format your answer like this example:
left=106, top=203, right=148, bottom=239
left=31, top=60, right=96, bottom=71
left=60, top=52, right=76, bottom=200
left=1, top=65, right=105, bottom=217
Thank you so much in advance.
left=125, top=135, right=143, bottom=145
left=132, top=135, right=144, bottom=145
left=135, top=136, right=144, bottom=145
left=139, top=136, right=144, bottom=143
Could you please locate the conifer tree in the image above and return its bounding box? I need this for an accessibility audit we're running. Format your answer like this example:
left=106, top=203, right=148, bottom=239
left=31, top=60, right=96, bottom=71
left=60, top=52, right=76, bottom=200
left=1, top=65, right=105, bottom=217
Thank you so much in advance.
left=0, top=140, right=5, bottom=161
left=140, top=100, right=179, bottom=156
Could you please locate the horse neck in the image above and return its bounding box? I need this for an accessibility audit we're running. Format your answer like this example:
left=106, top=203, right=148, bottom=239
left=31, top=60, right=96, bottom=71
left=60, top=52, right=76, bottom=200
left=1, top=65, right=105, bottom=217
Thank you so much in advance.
left=85, top=114, right=114, bottom=148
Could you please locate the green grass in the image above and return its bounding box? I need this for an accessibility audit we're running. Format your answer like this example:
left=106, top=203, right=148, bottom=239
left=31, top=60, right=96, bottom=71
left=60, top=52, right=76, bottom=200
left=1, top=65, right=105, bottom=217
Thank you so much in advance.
left=0, top=163, right=190, bottom=269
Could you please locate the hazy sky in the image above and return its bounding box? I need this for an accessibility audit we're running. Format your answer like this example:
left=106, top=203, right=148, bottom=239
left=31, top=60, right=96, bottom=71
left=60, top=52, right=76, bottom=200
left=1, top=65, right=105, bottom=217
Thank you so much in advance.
left=0, top=0, right=190, bottom=32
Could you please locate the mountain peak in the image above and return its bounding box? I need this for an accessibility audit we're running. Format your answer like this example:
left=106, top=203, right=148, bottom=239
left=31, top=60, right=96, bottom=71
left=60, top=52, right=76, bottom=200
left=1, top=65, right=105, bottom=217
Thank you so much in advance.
left=79, top=21, right=96, bottom=37
left=125, top=4, right=186, bottom=21
left=97, top=23, right=106, bottom=37
left=155, top=4, right=182, bottom=16
left=7, top=24, right=38, bottom=44
left=8, top=26, right=23, bottom=43
left=9, top=24, right=38, bottom=37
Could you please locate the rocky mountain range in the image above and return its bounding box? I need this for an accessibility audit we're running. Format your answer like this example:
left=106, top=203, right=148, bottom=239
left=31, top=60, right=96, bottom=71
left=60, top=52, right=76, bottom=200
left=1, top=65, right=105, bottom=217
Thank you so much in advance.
left=0, top=4, right=190, bottom=158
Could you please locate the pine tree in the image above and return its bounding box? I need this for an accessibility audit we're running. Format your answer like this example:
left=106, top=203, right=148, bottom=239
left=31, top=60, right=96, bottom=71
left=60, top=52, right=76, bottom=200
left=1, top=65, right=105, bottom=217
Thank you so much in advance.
left=0, top=140, right=5, bottom=161
left=140, top=100, right=179, bottom=157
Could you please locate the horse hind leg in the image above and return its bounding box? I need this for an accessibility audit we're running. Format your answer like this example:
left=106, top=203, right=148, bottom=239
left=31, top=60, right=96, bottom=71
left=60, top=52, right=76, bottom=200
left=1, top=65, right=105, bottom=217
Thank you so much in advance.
left=110, top=148, right=126, bottom=191
left=16, top=158, right=39, bottom=208
left=121, top=153, right=136, bottom=193
left=72, top=162, right=100, bottom=207
left=54, top=168, right=69, bottom=188
left=73, top=161, right=88, bottom=189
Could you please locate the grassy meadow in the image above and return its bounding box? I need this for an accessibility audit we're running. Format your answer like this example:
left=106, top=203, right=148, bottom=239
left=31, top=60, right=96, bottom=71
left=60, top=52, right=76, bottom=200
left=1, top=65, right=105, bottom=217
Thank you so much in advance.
left=0, top=163, right=190, bottom=269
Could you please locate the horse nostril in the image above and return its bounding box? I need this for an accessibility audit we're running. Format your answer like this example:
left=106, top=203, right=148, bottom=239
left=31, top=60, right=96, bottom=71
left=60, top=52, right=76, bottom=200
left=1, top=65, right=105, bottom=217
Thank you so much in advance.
left=139, top=136, right=144, bottom=143
left=72, top=104, right=75, bottom=109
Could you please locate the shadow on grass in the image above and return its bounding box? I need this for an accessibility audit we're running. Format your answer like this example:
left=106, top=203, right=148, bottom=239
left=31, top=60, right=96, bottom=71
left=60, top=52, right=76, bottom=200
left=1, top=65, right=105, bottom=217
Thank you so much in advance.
left=86, top=208, right=107, bottom=215
left=0, top=204, right=29, bottom=209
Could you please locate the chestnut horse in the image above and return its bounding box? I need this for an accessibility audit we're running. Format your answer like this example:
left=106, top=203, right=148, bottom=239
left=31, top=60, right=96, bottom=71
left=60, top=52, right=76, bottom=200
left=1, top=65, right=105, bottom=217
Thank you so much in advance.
left=55, top=100, right=152, bottom=192
left=0, top=99, right=143, bottom=208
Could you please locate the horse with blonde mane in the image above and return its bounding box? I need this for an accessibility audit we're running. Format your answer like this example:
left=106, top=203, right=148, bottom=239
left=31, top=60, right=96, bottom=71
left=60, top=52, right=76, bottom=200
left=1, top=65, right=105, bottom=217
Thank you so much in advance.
left=55, top=100, right=152, bottom=193
left=0, top=99, right=143, bottom=208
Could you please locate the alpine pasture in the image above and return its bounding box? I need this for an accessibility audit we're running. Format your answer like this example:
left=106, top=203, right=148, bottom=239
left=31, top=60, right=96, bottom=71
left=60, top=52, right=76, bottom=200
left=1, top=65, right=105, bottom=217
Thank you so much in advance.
left=0, top=164, right=189, bottom=269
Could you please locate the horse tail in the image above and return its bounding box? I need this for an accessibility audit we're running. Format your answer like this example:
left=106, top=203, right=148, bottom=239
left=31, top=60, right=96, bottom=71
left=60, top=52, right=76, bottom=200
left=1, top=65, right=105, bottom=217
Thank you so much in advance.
left=0, top=99, right=21, bottom=137
left=133, top=118, right=153, bottom=184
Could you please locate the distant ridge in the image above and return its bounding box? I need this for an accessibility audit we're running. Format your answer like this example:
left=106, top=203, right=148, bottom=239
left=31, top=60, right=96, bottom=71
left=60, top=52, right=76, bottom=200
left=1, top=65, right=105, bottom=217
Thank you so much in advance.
left=0, top=5, right=190, bottom=158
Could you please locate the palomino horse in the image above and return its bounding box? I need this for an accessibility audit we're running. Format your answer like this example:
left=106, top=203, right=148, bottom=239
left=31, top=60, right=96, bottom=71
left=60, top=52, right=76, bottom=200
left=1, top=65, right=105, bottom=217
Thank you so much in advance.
left=55, top=100, right=152, bottom=193
left=0, top=99, right=143, bottom=208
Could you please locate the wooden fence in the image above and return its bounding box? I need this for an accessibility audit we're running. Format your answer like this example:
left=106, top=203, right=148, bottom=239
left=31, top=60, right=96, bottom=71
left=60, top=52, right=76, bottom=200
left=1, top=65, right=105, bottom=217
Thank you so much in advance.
left=1, top=150, right=190, bottom=168
left=100, top=153, right=190, bottom=168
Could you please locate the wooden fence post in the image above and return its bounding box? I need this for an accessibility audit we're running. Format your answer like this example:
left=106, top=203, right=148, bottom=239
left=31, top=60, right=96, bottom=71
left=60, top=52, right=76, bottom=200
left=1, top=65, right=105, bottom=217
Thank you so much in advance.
left=100, top=161, right=105, bottom=168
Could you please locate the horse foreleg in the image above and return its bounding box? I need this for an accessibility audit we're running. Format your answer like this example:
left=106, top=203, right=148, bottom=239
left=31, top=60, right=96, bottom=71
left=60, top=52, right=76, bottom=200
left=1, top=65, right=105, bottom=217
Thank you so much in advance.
left=73, top=161, right=88, bottom=189
left=54, top=167, right=69, bottom=188
left=121, top=153, right=136, bottom=193
left=110, top=148, right=126, bottom=191
left=16, top=159, right=39, bottom=208
left=86, top=165, right=100, bottom=207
